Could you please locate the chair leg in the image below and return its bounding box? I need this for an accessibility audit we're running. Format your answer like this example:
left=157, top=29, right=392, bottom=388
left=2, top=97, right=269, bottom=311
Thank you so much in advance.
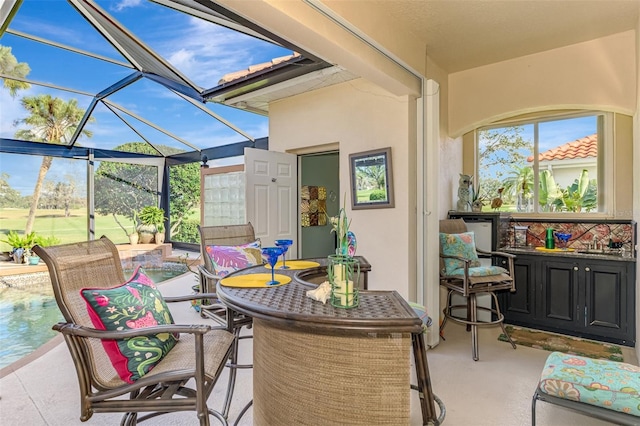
left=531, top=390, right=538, bottom=426
left=469, top=293, right=479, bottom=361
left=222, top=326, right=243, bottom=418
left=491, top=292, right=516, bottom=350
left=412, top=332, right=440, bottom=425
left=439, top=289, right=454, bottom=338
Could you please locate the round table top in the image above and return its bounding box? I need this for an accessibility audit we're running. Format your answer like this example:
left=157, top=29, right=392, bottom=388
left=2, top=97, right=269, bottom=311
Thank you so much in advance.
left=215, top=258, right=422, bottom=335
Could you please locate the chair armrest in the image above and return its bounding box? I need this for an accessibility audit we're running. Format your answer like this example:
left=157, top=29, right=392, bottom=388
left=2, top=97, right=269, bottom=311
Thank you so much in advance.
left=198, top=265, right=222, bottom=281
left=52, top=322, right=227, bottom=339
left=476, top=248, right=516, bottom=259
left=439, top=253, right=474, bottom=264
left=164, top=293, right=219, bottom=303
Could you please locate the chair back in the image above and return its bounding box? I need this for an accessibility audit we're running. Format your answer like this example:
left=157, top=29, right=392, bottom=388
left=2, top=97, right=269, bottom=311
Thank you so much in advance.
left=198, top=223, right=256, bottom=273
left=33, top=237, right=127, bottom=387
left=439, top=219, right=468, bottom=275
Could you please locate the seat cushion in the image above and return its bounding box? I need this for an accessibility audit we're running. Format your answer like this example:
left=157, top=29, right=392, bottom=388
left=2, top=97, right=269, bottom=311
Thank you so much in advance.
left=408, top=302, right=432, bottom=333
left=81, top=266, right=178, bottom=384
left=205, top=240, right=262, bottom=277
left=450, top=265, right=508, bottom=277
left=538, top=351, right=640, bottom=417
left=440, top=232, right=481, bottom=274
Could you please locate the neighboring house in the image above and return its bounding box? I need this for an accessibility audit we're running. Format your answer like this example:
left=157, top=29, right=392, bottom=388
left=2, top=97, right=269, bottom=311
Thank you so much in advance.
left=528, top=134, right=598, bottom=189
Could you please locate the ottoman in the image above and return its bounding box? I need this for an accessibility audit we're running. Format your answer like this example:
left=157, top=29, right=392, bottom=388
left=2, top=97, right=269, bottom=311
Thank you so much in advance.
left=532, top=351, right=640, bottom=425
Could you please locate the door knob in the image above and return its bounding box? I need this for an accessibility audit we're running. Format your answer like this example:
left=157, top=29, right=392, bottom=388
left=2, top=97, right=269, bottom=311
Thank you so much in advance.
left=585, top=267, right=590, bottom=272
left=573, top=266, right=579, bottom=271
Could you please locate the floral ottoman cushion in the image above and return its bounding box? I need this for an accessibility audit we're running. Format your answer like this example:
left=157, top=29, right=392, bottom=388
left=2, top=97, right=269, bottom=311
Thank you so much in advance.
left=538, top=351, right=640, bottom=417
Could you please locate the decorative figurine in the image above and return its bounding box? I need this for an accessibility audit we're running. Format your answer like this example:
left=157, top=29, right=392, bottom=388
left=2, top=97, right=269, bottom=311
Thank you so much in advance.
left=457, top=174, right=473, bottom=212
left=491, top=187, right=504, bottom=211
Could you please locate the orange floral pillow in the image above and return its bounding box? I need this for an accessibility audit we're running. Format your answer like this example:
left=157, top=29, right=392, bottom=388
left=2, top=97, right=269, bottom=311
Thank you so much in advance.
left=80, top=266, right=178, bottom=383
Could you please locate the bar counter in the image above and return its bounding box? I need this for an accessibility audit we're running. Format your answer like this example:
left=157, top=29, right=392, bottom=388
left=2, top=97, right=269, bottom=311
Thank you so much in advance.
left=216, top=258, right=442, bottom=425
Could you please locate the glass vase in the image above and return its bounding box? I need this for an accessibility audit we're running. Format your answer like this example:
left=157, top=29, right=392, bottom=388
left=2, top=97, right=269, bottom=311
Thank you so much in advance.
left=327, top=254, right=360, bottom=308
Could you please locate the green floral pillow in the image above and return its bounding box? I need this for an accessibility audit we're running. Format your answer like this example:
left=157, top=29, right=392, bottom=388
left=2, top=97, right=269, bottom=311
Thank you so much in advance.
left=80, top=266, right=178, bottom=384
left=440, top=232, right=481, bottom=275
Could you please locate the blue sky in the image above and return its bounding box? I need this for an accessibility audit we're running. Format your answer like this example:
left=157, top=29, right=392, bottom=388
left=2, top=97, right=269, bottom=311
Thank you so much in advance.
left=1, top=0, right=292, bottom=194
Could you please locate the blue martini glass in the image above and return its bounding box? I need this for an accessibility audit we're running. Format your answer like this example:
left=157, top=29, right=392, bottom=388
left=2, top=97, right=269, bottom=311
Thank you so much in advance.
left=262, top=247, right=284, bottom=285
left=274, top=239, right=293, bottom=269
left=555, top=232, right=572, bottom=250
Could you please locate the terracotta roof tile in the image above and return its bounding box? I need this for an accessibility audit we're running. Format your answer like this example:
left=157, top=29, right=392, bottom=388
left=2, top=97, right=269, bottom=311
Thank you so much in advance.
left=527, top=134, right=597, bottom=162
left=218, top=52, right=301, bottom=85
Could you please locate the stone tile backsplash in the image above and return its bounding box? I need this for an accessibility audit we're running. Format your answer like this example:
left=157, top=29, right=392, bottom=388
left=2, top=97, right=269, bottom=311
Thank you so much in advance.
left=508, top=220, right=636, bottom=257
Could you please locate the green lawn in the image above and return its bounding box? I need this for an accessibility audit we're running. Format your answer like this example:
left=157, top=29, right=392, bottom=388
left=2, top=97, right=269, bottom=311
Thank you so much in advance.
left=0, top=208, right=135, bottom=251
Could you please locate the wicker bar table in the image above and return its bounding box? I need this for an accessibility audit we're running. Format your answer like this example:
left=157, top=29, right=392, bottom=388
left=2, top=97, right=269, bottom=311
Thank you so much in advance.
left=216, top=260, right=443, bottom=426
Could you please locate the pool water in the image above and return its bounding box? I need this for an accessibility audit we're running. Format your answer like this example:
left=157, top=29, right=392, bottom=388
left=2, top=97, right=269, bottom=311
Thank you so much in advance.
left=0, top=264, right=189, bottom=369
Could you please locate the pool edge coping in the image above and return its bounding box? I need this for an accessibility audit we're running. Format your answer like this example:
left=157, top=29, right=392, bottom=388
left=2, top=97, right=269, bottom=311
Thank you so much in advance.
left=0, top=334, right=64, bottom=379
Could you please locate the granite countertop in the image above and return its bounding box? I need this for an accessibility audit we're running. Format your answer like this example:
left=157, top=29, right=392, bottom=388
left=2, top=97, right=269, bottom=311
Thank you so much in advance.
left=501, top=246, right=636, bottom=262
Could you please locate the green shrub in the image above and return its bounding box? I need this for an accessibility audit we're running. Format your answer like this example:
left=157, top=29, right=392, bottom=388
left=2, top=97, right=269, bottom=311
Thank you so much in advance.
left=369, top=190, right=387, bottom=201
left=173, top=219, right=199, bottom=244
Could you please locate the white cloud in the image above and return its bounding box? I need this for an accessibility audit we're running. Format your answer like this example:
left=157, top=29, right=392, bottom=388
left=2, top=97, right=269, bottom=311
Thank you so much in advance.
left=0, top=85, right=39, bottom=138
left=160, top=16, right=289, bottom=88
left=113, top=0, right=143, bottom=12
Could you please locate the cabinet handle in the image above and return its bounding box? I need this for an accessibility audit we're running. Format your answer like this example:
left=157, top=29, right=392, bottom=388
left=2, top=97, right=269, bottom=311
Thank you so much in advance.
left=573, top=266, right=579, bottom=271
left=502, top=260, right=506, bottom=265
left=585, top=267, right=590, bottom=272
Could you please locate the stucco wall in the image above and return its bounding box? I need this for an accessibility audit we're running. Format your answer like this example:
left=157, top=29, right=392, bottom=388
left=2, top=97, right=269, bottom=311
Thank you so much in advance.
left=449, top=30, right=637, bottom=137
left=269, top=78, right=416, bottom=298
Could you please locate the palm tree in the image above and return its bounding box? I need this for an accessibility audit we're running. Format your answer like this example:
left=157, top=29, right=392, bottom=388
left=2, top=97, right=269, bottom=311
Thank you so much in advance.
left=502, top=165, right=534, bottom=212
left=0, top=45, right=30, bottom=97
left=14, top=95, right=93, bottom=233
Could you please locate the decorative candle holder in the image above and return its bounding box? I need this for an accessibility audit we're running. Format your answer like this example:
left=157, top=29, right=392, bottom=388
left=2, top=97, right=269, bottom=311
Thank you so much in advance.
left=327, top=254, right=360, bottom=309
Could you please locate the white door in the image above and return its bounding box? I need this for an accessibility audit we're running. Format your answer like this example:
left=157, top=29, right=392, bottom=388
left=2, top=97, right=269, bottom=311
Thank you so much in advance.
left=244, top=147, right=298, bottom=255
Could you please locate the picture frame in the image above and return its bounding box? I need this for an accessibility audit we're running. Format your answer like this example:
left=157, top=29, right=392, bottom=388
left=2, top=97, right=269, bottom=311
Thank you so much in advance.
left=349, top=147, right=394, bottom=210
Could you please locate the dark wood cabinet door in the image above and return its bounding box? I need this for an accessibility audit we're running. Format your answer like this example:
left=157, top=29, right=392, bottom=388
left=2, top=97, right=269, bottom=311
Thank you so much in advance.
left=502, top=255, right=536, bottom=324
left=539, top=260, right=579, bottom=326
left=582, top=261, right=635, bottom=345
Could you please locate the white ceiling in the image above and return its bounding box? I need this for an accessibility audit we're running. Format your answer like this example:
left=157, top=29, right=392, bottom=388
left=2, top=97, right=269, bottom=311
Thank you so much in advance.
left=374, top=0, right=640, bottom=73
left=226, top=0, right=640, bottom=113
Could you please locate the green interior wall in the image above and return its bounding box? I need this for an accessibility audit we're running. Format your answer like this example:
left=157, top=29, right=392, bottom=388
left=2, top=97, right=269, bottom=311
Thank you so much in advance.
left=300, top=152, right=340, bottom=258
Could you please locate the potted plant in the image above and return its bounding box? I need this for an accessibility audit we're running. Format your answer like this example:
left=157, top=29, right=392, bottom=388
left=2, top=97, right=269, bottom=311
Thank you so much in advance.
left=137, top=206, right=166, bottom=244
left=155, top=222, right=165, bottom=244
left=1, top=231, right=39, bottom=264
left=29, top=235, right=60, bottom=264
left=471, top=184, right=485, bottom=212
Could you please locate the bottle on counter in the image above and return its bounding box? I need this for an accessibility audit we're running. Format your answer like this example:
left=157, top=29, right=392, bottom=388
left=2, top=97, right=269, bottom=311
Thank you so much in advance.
left=545, top=228, right=555, bottom=249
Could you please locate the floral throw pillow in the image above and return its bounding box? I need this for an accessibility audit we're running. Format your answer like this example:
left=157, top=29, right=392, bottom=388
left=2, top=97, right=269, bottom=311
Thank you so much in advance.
left=205, top=240, right=262, bottom=277
left=80, top=266, right=178, bottom=384
left=440, top=232, right=481, bottom=275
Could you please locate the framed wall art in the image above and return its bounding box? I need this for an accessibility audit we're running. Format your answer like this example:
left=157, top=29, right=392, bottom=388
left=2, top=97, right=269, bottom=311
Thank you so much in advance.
left=349, top=147, right=394, bottom=210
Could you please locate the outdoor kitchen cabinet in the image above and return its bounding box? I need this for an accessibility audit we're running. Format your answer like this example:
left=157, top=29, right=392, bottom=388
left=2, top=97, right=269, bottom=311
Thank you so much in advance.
left=502, top=253, right=635, bottom=346
left=500, top=254, right=537, bottom=324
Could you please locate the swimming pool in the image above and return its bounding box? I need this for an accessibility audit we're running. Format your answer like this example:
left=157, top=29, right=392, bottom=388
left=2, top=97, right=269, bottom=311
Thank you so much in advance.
left=0, top=263, right=189, bottom=369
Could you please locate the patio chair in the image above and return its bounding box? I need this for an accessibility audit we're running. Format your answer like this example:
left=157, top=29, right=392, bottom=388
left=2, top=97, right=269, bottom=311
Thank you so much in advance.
left=196, top=223, right=258, bottom=328
left=439, top=219, right=517, bottom=361
left=196, top=223, right=260, bottom=418
left=33, top=237, right=235, bottom=426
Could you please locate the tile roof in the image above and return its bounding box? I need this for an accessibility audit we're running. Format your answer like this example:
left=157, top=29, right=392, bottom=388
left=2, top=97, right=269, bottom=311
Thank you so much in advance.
left=218, top=52, right=301, bottom=85
left=527, top=134, right=597, bottom=162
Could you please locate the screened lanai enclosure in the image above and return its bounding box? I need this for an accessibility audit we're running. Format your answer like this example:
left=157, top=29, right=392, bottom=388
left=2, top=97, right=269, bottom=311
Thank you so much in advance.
left=0, top=0, right=335, bottom=250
